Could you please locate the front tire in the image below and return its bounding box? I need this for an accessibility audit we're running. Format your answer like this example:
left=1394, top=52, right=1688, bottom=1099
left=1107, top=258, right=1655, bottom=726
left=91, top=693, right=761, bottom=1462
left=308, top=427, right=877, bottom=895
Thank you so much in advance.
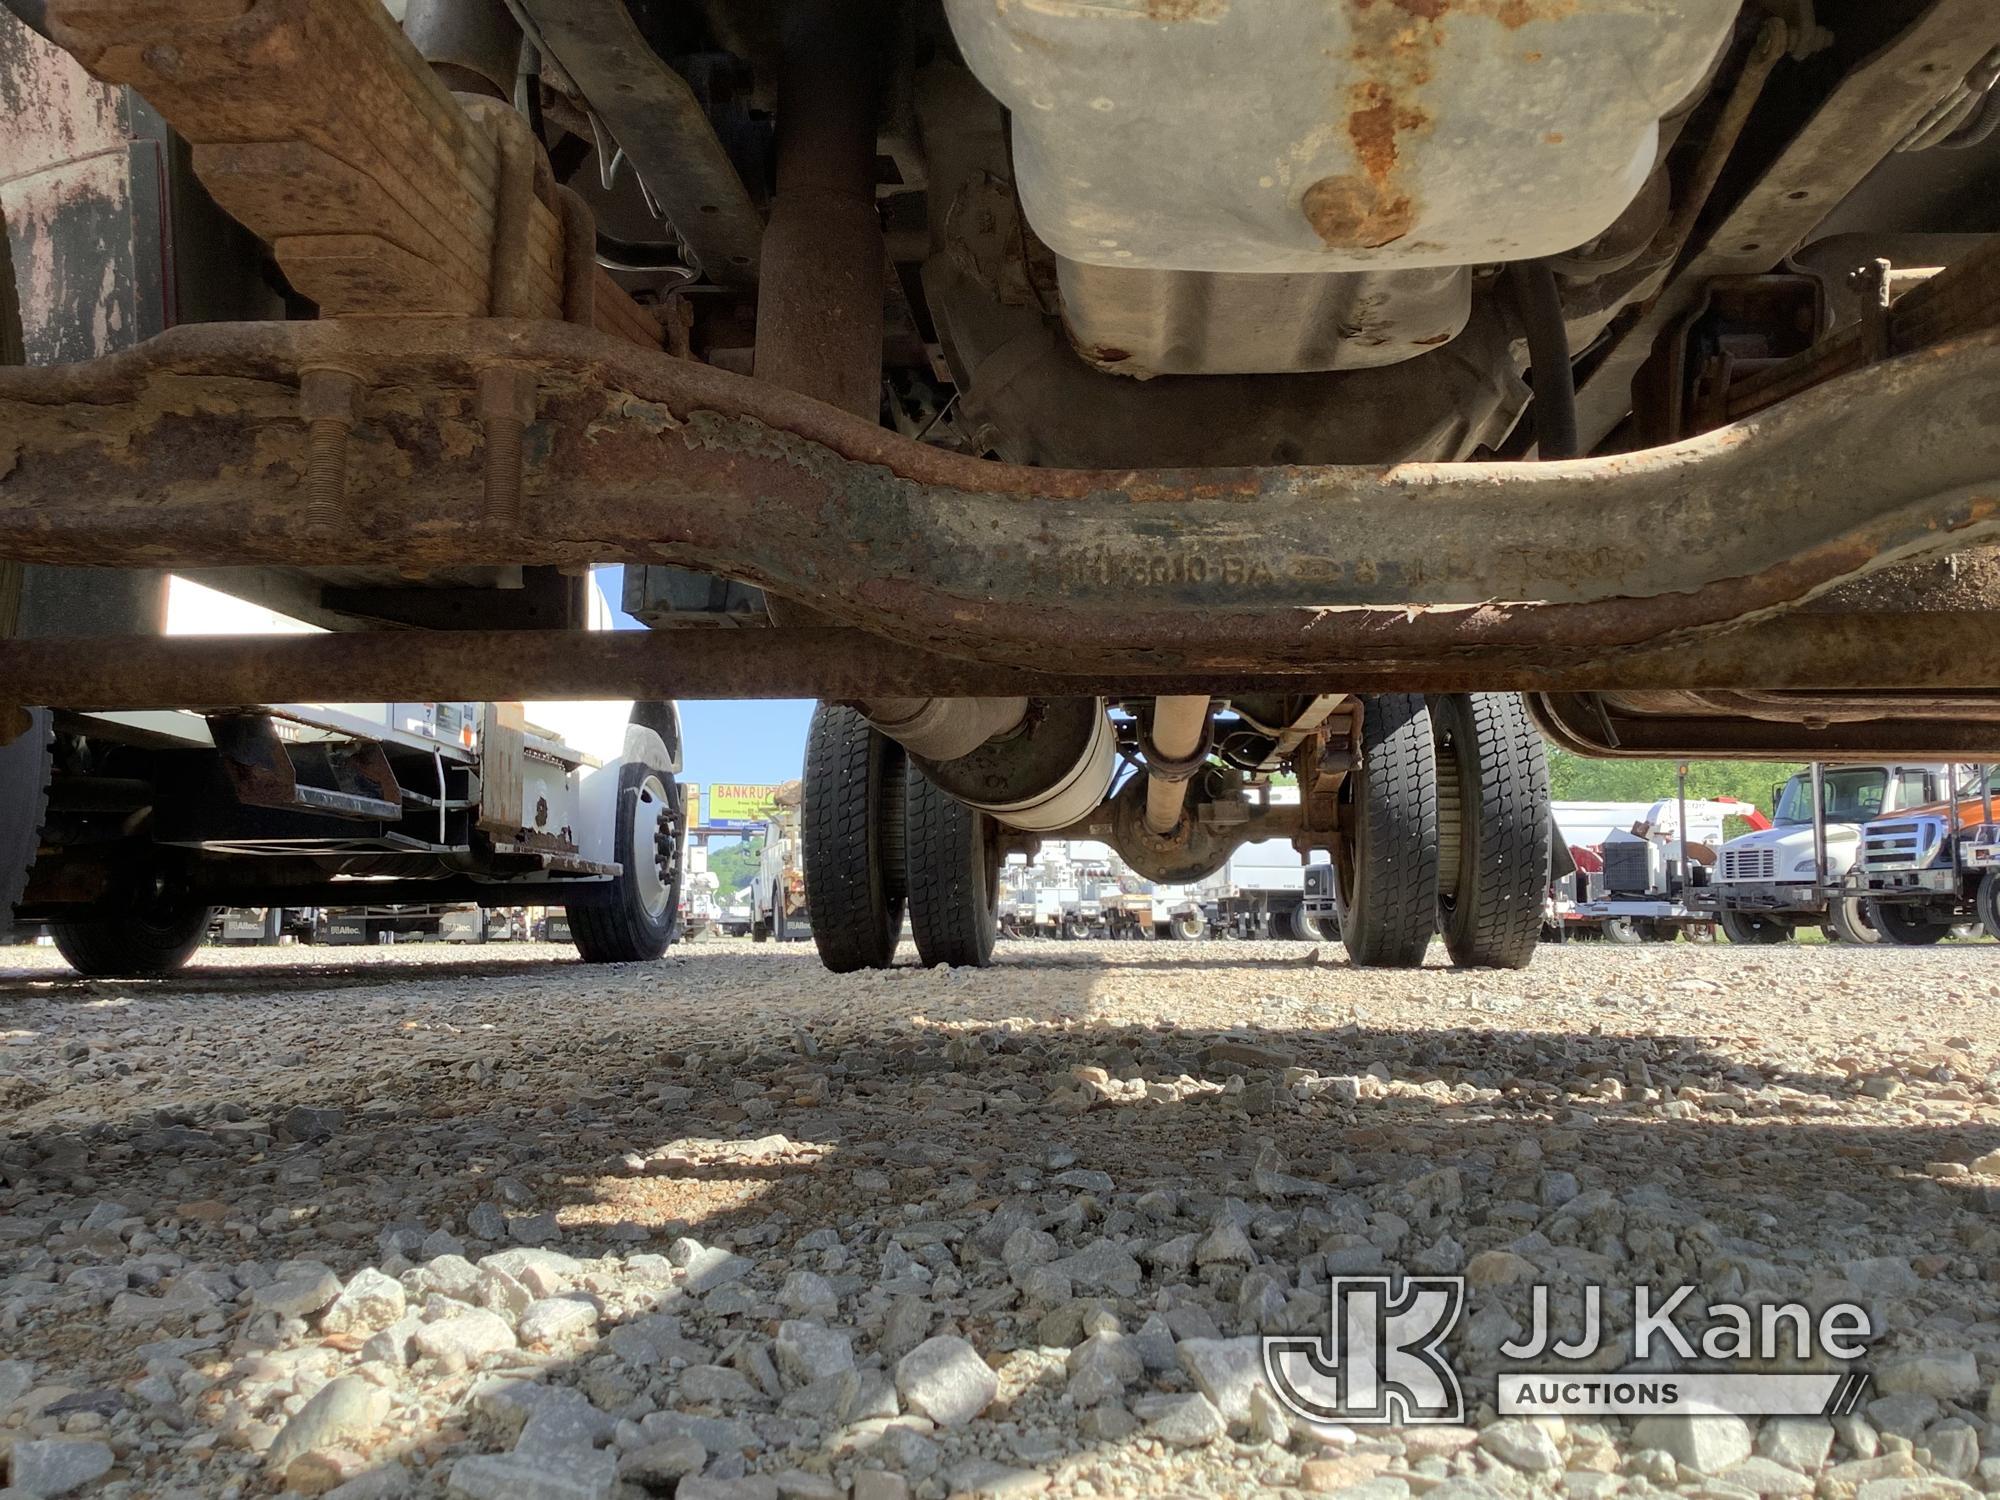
left=570, top=764, right=685, bottom=963
left=1978, top=871, right=2000, bottom=941
left=1431, top=693, right=1550, bottom=970
left=802, top=704, right=907, bottom=973
left=1334, top=694, right=1439, bottom=969
left=905, top=768, right=998, bottom=968
left=1867, top=900, right=1954, bottom=946
left=1719, top=908, right=1793, bottom=945
left=53, top=891, right=214, bottom=978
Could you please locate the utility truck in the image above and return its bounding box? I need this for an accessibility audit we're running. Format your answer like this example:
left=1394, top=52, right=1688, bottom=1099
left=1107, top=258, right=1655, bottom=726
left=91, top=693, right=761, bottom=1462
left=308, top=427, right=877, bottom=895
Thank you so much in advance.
left=1, top=576, right=688, bottom=976
left=995, top=840, right=1118, bottom=939
left=1697, top=765, right=1960, bottom=943
left=1849, top=766, right=2000, bottom=944
left=749, top=782, right=809, bottom=941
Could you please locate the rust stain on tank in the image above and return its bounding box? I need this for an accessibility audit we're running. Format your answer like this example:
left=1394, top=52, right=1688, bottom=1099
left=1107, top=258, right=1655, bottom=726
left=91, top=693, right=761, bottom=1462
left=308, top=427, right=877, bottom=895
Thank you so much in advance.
left=1143, top=0, right=1228, bottom=18
left=1303, top=173, right=1412, bottom=250
left=1305, top=76, right=1429, bottom=249
left=1351, top=0, right=1566, bottom=22
left=1310, top=0, right=1569, bottom=249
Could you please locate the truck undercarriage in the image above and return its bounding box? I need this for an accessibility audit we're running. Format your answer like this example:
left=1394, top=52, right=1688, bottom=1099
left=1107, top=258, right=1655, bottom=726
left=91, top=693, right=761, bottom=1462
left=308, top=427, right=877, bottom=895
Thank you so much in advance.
left=2, top=0, right=1999, bottom=972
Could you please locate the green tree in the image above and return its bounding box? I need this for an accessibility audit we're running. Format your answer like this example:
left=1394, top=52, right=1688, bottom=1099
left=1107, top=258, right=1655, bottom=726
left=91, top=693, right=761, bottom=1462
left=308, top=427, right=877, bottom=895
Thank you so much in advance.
left=1547, top=751, right=1803, bottom=819
left=706, top=835, right=764, bottom=896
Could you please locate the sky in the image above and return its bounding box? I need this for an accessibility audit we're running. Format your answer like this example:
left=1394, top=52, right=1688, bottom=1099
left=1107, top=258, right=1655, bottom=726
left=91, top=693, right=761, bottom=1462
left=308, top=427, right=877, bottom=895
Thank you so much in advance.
left=597, top=568, right=815, bottom=814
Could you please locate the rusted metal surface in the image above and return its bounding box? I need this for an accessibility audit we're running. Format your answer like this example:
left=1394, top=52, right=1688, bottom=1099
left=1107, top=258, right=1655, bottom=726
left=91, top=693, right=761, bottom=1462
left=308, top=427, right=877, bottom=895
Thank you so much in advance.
left=1720, top=235, right=2000, bottom=423
left=1573, top=0, right=2000, bottom=451
left=753, top=0, right=884, bottom=421
left=3, top=318, right=2000, bottom=671
left=0, top=15, right=152, bottom=364
left=6, top=614, right=2000, bottom=711
left=206, top=712, right=402, bottom=819
left=1530, top=690, right=2000, bottom=760
left=511, top=0, right=763, bottom=284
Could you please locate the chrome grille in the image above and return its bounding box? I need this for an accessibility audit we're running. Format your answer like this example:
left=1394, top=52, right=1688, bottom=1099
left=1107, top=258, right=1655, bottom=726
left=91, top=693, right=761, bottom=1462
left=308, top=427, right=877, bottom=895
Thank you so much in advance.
left=1861, top=817, right=1938, bottom=872
left=1719, top=848, right=1776, bottom=883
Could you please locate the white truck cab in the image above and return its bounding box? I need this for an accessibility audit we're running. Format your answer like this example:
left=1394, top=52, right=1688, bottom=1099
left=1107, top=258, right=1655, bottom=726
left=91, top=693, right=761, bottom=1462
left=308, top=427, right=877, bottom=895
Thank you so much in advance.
left=1702, top=764, right=1948, bottom=942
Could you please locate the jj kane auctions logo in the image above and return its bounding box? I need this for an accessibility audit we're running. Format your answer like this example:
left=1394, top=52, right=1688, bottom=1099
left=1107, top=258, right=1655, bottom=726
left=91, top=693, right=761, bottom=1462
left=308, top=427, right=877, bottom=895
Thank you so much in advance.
left=1263, top=1276, right=1875, bottom=1429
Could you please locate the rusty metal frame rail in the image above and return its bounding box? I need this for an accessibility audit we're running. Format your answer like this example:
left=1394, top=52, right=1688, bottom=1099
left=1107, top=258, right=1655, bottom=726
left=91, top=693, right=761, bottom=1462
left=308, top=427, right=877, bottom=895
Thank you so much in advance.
left=4, top=617, right=2000, bottom=709
left=2, top=318, right=2000, bottom=675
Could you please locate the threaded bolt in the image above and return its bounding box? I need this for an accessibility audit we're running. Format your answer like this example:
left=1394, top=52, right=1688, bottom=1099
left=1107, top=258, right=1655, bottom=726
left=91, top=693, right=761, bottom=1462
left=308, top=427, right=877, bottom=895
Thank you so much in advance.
left=298, top=369, right=361, bottom=532
left=479, top=367, right=536, bottom=531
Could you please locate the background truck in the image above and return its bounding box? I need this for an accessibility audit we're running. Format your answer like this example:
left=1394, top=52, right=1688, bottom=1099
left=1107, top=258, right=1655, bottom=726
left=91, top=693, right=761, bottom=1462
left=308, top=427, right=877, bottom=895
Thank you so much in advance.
left=4, top=576, right=689, bottom=975
left=680, top=847, right=721, bottom=939
left=1574, top=789, right=1764, bottom=942
left=1849, top=766, right=2000, bottom=944
left=1697, top=764, right=1959, bottom=943
left=994, top=840, right=1109, bottom=939
left=1198, top=792, right=1334, bottom=941
left=996, top=840, right=1205, bottom=940
left=749, top=781, right=808, bottom=941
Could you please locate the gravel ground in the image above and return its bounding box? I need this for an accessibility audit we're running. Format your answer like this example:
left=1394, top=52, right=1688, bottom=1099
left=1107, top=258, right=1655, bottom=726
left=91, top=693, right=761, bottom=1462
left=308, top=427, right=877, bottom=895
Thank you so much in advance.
left=1, top=936, right=1998, bottom=1500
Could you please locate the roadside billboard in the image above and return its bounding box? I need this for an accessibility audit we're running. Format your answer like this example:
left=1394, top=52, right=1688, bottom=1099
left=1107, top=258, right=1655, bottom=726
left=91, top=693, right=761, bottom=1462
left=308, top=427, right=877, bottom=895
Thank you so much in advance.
left=708, top=783, right=782, bottom=829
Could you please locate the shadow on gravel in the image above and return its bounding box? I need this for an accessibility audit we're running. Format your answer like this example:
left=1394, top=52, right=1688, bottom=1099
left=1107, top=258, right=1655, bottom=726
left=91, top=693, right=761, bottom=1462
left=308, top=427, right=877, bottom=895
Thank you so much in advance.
left=3, top=944, right=1996, bottom=1494
left=0, top=953, right=593, bottom=1002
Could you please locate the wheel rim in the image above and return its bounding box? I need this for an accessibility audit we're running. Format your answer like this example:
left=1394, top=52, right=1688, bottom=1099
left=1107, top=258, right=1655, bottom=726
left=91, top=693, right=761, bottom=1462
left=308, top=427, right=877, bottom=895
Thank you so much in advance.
left=631, top=774, right=676, bottom=921
left=1833, top=896, right=1877, bottom=942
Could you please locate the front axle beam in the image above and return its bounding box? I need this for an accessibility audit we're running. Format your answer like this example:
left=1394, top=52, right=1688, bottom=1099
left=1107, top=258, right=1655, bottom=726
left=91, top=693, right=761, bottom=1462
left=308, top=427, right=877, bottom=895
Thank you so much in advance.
left=1, top=319, right=1998, bottom=674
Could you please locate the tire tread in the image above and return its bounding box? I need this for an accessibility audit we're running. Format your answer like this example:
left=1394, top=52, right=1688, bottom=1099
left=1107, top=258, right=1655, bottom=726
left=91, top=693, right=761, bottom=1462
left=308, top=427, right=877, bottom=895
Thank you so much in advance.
left=52, top=904, right=214, bottom=977
left=1340, top=694, right=1440, bottom=969
left=803, top=704, right=904, bottom=972
left=1437, top=693, right=1550, bottom=970
left=906, top=770, right=996, bottom=968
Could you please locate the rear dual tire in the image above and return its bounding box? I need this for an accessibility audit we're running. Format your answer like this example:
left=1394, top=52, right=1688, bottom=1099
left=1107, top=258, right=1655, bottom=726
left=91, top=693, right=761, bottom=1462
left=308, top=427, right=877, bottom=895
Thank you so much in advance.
left=1866, top=899, right=1955, bottom=946
left=803, top=703, right=999, bottom=971
left=1333, top=693, right=1550, bottom=970
left=1431, top=693, right=1550, bottom=970
left=1333, top=694, right=1439, bottom=968
left=905, top=768, right=999, bottom=969
left=802, top=704, right=907, bottom=973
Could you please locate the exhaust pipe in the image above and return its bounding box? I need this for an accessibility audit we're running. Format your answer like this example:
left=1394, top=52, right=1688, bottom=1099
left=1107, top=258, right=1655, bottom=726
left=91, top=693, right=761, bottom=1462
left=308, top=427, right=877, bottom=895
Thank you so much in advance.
left=858, top=696, right=1028, bottom=762
left=886, top=696, right=1117, bottom=833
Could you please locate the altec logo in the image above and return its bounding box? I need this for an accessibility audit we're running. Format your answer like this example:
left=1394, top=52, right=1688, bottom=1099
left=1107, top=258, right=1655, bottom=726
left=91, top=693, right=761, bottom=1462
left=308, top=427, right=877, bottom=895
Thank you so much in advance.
left=1262, top=1276, right=1875, bottom=1431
